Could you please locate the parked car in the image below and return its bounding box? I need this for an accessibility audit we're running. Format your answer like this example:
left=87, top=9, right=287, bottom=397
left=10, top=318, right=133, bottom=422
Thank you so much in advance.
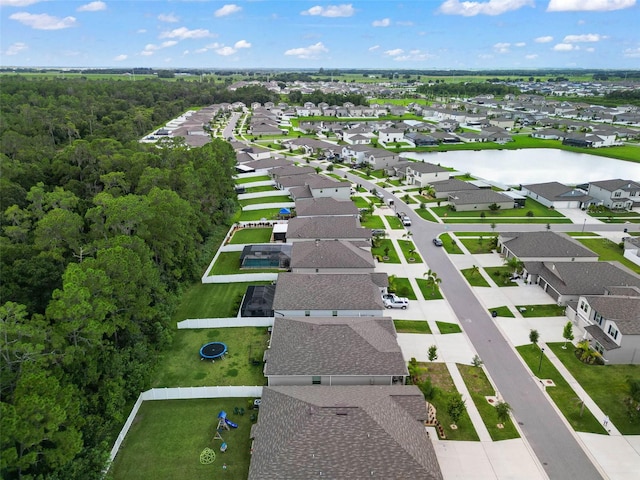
left=396, top=211, right=406, bottom=219
left=374, top=190, right=384, bottom=199
left=402, top=216, right=412, bottom=227
left=371, top=229, right=386, bottom=236
left=433, top=238, right=443, bottom=246
left=383, top=296, right=409, bottom=309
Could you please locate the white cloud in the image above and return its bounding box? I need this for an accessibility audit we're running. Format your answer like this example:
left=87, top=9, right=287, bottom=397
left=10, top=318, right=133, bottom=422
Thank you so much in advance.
left=369, top=45, right=380, bottom=51
left=160, top=27, right=212, bottom=40
left=234, top=39, right=251, bottom=49
left=5, top=42, right=28, bottom=55
left=301, top=4, right=355, bottom=17
left=623, top=47, right=640, bottom=57
left=525, top=54, right=539, bottom=59
left=158, top=13, right=179, bottom=23
left=114, top=54, right=127, bottom=61
left=515, top=42, right=526, bottom=47
left=494, top=42, right=511, bottom=53
left=137, top=28, right=146, bottom=34
left=0, top=0, right=42, bottom=6
left=385, top=48, right=404, bottom=56
left=372, top=18, right=390, bottom=27
left=547, top=0, right=636, bottom=12
left=563, top=33, right=606, bottom=42
left=9, top=12, right=76, bottom=30
left=77, top=1, right=106, bottom=12
left=141, top=40, right=177, bottom=56
left=438, top=0, right=534, bottom=16
left=535, top=35, right=554, bottom=43
left=284, top=42, right=328, bottom=59
left=215, top=4, right=241, bottom=17
left=393, top=49, right=435, bottom=61
left=216, top=46, right=236, bottom=56
left=585, top=47, right=595, bottom=52
left=553, top=43, right=578, bottom=51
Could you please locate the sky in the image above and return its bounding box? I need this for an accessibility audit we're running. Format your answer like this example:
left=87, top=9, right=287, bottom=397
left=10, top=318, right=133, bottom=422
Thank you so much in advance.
left=1, top=0, right=639, bottom=70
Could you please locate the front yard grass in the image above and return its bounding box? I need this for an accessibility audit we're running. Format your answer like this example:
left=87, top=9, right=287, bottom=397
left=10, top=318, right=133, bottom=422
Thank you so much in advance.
left=385, top=215, right=404, bottom=229
left=460, top=268, right=491, bottom=287
left=547, top=343, right=640, bottom=435
left=415, top=207, right=438, bottom=222
left=397, top=239, right=423, bottom=263
left=516, top=345, right=607, bottom=434
left=239, top=195, right=291, bottom=206
left=228, top=227, right=272, bottom=244
left=174, top=282, right=270, bottom=320
left=389, top=277, right=417, bottom=300
left=440, top=233, right=463, bottom=254
left=488, top=306, right=515, bottom=318
left=578, top=238, right=640, bottom=274
left=361, top=215, right=385, bottom=229
left=458, top=365, right=520, bottom=441
left=416, top=278, right=444, bottom=300
left=515, top=304, right=567, bottom=317
left=209, top=252, right=281, bottom=275
left=152, top=328, right=269, bottom=387
left=484, top=266, right=518, bottom=286
left=436, top=322, right=462, bottom=334
left=459, top=237, right=497, bottom=254
left=372, top=239, right=401, bottom=263
left=108, top=398, right=254, bottom=480
left=411, top=362, right=479, bottom=441
left=394, top=320, right=432, bottom=334
left=350, top=196, right=370, bottom=208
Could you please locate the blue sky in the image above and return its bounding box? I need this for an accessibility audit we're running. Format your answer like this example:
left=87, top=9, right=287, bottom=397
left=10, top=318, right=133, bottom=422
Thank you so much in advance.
left=1, top=0, right=639, bottom=69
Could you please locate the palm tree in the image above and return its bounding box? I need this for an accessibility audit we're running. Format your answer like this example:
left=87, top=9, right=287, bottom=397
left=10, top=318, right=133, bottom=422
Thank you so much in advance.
left=503, top=256, right=524, bottom=276
left=469, top=265, right=480, bottom=277
left=424, top=269, right=442, bottom=297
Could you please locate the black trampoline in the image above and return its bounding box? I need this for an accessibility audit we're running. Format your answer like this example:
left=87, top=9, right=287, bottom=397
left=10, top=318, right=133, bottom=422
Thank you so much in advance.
left=199, top=342, right=227, bottom=360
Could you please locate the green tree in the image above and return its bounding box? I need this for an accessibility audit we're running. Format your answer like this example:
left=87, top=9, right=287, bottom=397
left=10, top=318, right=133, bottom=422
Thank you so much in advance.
left=428, top=345, right=438, bottom=362
left=495, top=401, right=512, bottom=424
left=423, top=269, right=442, bottom=297
left=529, top=329, right=539, bottom=349
left=562, top=321, right=574, bottom=349
left=504, top=256, right=524, bottom=276
left=447, top=393, right=466, bottom=426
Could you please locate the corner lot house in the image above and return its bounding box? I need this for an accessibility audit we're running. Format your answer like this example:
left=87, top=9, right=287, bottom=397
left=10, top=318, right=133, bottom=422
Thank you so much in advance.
left=264, top=316, right=407, bottom=386
left=448, top=190, right=514, bottom=212
left=405, top=162, right=450, bottom=187
left=521, top=182, right=593, bottom=209
left=499, top=231, right=598, bottom=263
left=571, top=287, right=640, bottom=364
left=248, top=385, right=443, bottom=480
left=587, top=179, right=640, bottom=210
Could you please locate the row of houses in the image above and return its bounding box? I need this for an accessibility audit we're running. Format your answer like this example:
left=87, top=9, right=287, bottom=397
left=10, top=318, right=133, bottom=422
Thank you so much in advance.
left=234, top=163, right=444, bottom=479
left=498, top=231, right=640, bottom=364
left=521, top=179, right=640, bottom=210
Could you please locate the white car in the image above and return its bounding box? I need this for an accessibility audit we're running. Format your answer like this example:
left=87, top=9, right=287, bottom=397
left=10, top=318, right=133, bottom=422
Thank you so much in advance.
left=383, top=296, right=409, bottom=309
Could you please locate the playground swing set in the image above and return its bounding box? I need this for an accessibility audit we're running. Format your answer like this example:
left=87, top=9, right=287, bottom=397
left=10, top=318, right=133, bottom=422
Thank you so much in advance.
left=213, top=410, right=238, bottom=453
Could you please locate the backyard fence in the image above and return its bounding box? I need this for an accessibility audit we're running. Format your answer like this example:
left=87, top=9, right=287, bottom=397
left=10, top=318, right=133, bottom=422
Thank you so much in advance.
left=177, top=317, right=274, bottom=329
left=107, top=386, right=263, bottom=466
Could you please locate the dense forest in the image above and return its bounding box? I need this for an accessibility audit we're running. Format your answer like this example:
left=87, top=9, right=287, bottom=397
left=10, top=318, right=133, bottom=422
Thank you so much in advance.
left=0, top=77, right=243, bottom=479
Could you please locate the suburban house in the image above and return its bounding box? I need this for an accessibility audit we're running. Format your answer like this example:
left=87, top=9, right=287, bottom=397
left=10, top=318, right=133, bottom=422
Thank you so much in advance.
left=587, top=179, right=640, bottom=210
left=522, top=261, right=640, bottom=305
left=272, top=273, right=386, bottom=317
left=448, top=190, right=515, bottom=212
left=570, top=286, right=640, bottom=364
left=239, top=244, right=292, bottom=269
left=378, top=127, right=405, bottom=144
left=623, top=236, right=640, bottom=267
left=248, top=385, right=443, bottom=480
left=364, top=148, right=402, bottom=171
left=290, top=240, right=374, bottom=274
left=521, top=182, right=593, bottom=209
left=499, top=232, right=598, bottom=263
left=405, top=162, right=450, bottom=187
left=428, top=178, right=481, bottom=199
left=264, top=316, right=408, bottom=386
left=240, top=157, right=293, bottom=174
left=530, top=128, right=566, bottom=140
left=285, top=216, right=371, bottom=243
left=294, top=197, right=359, bottom=218
left=270, top=165, right=316, bottom=181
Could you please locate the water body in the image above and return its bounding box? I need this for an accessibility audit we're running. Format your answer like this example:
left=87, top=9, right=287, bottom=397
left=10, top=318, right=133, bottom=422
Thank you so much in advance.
left=401, top=149, right=640, bottom=186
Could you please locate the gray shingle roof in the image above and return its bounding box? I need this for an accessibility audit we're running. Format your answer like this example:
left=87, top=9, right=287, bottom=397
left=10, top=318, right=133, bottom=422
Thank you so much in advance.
left=500, top=232, right=598, bottom=259
left=265, top=316, right=407, bottom=376
left=406, top=162, right=450, bottom=174
left=523, top=182, right=592, bottom=203
left=248, top=386, right=443, bottom=480
left=589, top=179, right=640, bottom=193
left=273, top=273, right=385, bottom=311
left=270, top=165, right=316, bottom=178
left=536, top=261, right=640, bottom=296
left=584, top=295, right=640, bottom=335
left=295, top=197, right=359, bottom=217
left=286, top=216, right=371, bottom=240
left=449, top=189, right=513, bottom=205
left=290, top=240, right=374, bottom=270
left=429, top=178, right=480, bottom=193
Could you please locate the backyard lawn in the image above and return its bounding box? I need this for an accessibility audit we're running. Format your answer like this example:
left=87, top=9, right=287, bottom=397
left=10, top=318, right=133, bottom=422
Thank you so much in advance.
left=238, top=208, right=283, bottom=221
left=174, top=282, right=270, bottom=320
left=516, top=345, right=606, bottom=434
left=547, top=343, right=640, bottom=435
left=235, top=174, right=270, bottom=184
left=108, top=398, right=255, bottom=480
left=515, top=304, right=567, bottom=318
left=152, top=327, right=269, bottom=388
left=228, top=227, right=272, bottom=245
left=244, top=185, right=278, bottom=194
left=432, top=199, right=565, bottom=219
left=578, top=238, right=640, bottom=274
left=239, top=195, right=291, bottom=206
left=394, top=320, right=432, bottom=334
left=208, top=252, right=281, bottom=275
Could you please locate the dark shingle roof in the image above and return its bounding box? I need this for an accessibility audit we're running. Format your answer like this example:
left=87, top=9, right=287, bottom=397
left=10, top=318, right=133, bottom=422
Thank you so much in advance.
left=584, top=295, right=640, bottom=335
left=248, top=386, right=443, bottom=480
left=500, top=232, right=598, bottom=259
left=406, top=162, right=450, bottom=174
left=449, top=189, right=513, bottom=205
left=536, top=261, right=640, bottom=296
left=273, top=273, right=385, bottom=311
left=295, top=197, right=359, bottom=217
left=265, top=316, right=407, bottom=376
left=523, top=182, right=592, bottom=203
left=286, top=216, right=371, bottom=240
left=290, top=240, right=374, bottom=270
left=590, top=179, right=640, bottom=193
left=429, top=178, right=480, bottom=193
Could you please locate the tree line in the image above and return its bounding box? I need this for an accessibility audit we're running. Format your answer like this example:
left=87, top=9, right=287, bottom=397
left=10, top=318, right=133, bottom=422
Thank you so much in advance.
left=1, top=77, right=240, bottom=479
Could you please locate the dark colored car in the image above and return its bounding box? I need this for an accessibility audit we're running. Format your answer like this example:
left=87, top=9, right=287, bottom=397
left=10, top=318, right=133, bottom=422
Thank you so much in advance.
left=433, top=238, right=443, bottom=246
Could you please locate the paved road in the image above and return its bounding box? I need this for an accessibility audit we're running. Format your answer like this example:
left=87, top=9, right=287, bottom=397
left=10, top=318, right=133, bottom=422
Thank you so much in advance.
left=338, top=170, right=610, bottom=479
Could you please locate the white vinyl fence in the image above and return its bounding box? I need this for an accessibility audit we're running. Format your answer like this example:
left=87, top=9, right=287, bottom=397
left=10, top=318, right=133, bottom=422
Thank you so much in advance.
left=177, top=317, right=274, bottom=329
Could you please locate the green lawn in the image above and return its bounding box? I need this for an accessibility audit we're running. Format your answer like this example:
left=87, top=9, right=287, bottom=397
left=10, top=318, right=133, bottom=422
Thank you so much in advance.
left=238, top=208, right=283, bottom=221
left=239, top=195, right=291, bottom=206
left=415, top=208, right=438, bottom=222
left=361, top=215, right=385, bottom=229
left=372, top=239, right=401, bottom=263
left=393, top=320, right=432, bottom=334
left=578, top=238, right=640, bottom=274
left=174, top=282, right=270, bottom=320
left=566, top=232, right=599, bottom=237
left=385, top=215, right=404, bottom=229
left=244, top=185, right=277, bottom=194
left=152, top=328, right=268, bottom=387
left=441, top=217, right=573, bottom=224
left=412, top=363, right=479, bottom=441
left=416, top=278, right=444, bottom=300
left=460, top=268, right=491, bottom=287
left=547, top=343, right=640, bottom=435
left=398, top=239, right=423, bottom=263
left=488, top=306, right=515, bottom=318
left=516, top=304, right=567, bottom=318
left=235, top=175, right=270, bottom=184
left=439, top=233, right=461, bottom=254
left=436, top=322, right=462, bottom=334
left=432, top=198, right=565, bottom=219
left=389, top=277, right=417, bottom=300
left=458, top=365, right=519, bottom=441
left=516, top=345, right=608, bottom=434
left=228, top=228, right=272, bottom=244
left=350, top=196, right=370, bottom=208
left=459, top=237, right=497, bottom=254
left=209, top=252, right=281, bottom=275
left=484, top=267, right=518, bottom=286
left=108, top=398, right=255, bottom=480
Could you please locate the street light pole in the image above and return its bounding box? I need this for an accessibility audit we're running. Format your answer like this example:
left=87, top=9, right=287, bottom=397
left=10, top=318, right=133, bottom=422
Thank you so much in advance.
left=581, top=218, right=586, bottom=233
left=538, top=347, right=545, bottom=374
